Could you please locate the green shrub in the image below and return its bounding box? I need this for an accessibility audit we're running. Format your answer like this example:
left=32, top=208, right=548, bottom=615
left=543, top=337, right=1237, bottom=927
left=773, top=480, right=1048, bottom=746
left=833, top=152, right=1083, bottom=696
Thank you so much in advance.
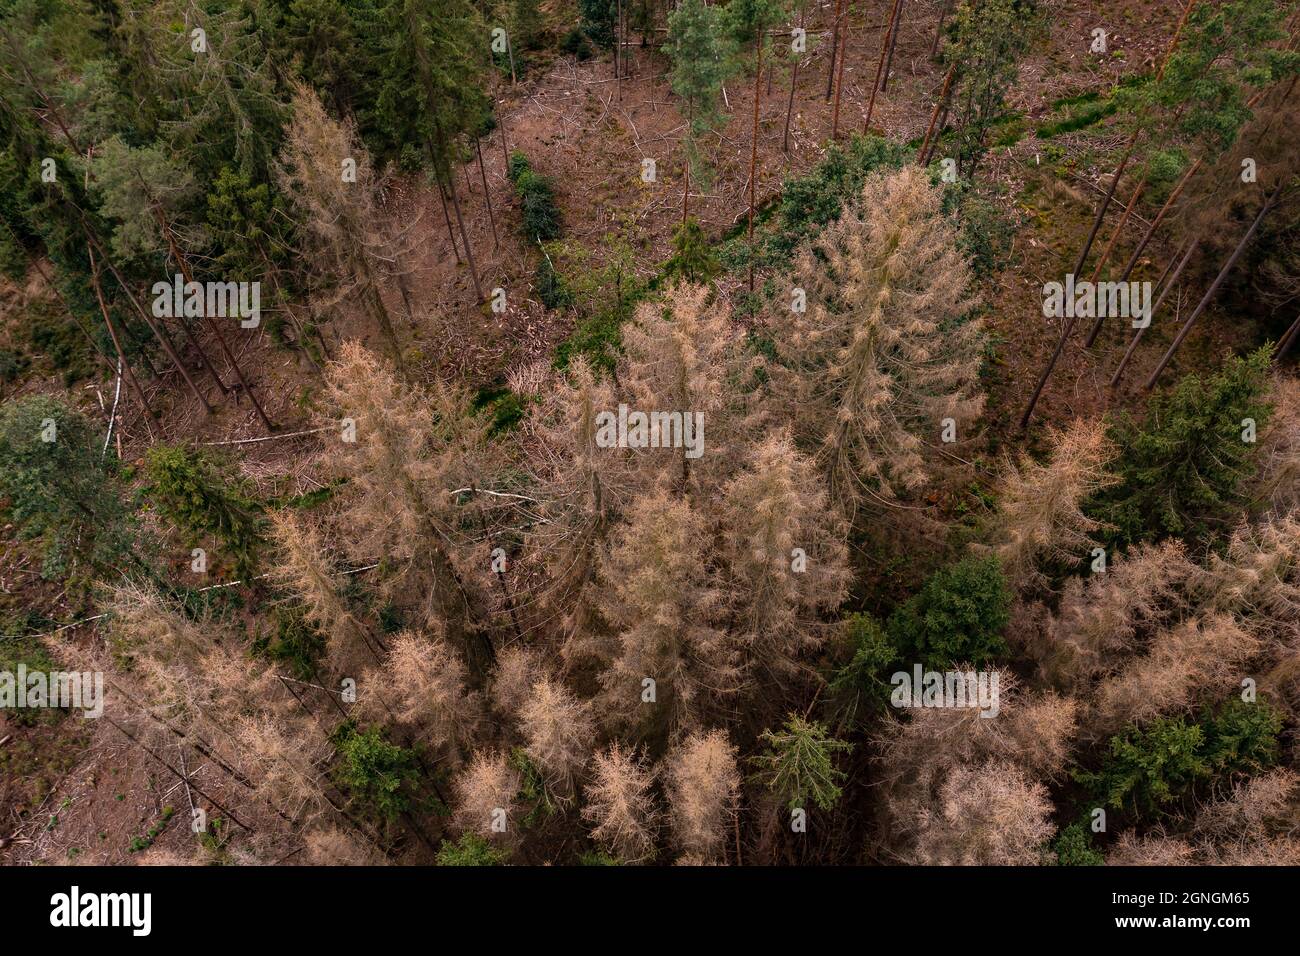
left=1080, top=700, right=1282, bottom=819
left=251, top=605, right=325, bottom=680
left=436, top=833, right=506, bottom=865
left=828, top=612, right=897, bottom=724
left=535, top=253, right=573, bottom=310
left=660, top=216, right=721, bottom=287
left=144, top=444, right=264, bottom=579
left=886, top=555, right=1011, bottom=669
left=0, top=634, right=62, bottom=726
left=561, top=27, right=594, bottom=60
left=330, top=722, right=421, bottom=823
left=0, top=395, right=136, bottom=579
left=1051, top=822, right=1105, bottom=866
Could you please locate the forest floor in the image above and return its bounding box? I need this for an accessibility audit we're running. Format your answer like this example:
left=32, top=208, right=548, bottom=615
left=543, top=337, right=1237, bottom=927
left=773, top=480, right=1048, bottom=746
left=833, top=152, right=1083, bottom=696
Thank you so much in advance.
left=0, top=0, right=1266, bottom=863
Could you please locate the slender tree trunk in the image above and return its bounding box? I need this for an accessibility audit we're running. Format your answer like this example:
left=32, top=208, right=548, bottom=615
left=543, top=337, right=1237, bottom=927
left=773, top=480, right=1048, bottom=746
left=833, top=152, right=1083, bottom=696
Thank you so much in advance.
left=437, top=179, right=462, bottom=263
left=917, top=65, right=955, bottom=164
left=830, top=1, right=851, bottom=139
left=1111, top=236, right=1199, bottom=388
left=153, top=203, right=274, bottom=433
left=476, top=138, right=499, bottom=249
left=1144, top=188, right=1280, bottom=389
left=880, top=0, right=905, bottom=92
left=931, top=0, right=952, bottom=58
left=447, top=172, right=485, bottom=303
left=87, top=245, right=157, bottom=428
left=784, top=52, right=800, bottom=152
left=864, top=0, right=902, bottom=133
left=1115, top=158, right=1202, bottom=285
left=749, top=34, right=763, bottom=291
left=80, top=221, right=213, bottom=413
left=1082, top=173, right=1149, bottom=346
left=825, top=0, right=844, bottom=101
left=1272, top=310, right=1300, bottom=364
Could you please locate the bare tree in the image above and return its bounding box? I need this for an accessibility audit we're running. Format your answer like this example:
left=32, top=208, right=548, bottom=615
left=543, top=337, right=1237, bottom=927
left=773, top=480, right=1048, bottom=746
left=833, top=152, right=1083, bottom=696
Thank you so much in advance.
left=772, top=166, right=984, bottom=515
left=581, top=743, right=659, bottom=862
left=665, top=729, right=741, bottom=861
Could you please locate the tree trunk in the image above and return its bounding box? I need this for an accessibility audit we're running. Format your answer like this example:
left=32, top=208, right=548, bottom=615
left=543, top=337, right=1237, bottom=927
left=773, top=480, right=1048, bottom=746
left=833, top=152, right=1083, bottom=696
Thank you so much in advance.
left=824, top=0, right=844, bottom=101
left=830, top=1, right=851, bottom=139
left=917, top=65, right=955, bottom=164
left=87, top=245, right=158, bottom=428
left=1144, top=188, right=1280, bottom=389
left=1083, top=173, right=1149, bottom=347
left=1111, top=236, right=1199, bottom=388
left=476, top=138, right=499, bottom=249
left=880, top=0, right=905, bottom=92
left=864, top=0, right=902, bottom=133
left=749, top=34, right=763, bottom=291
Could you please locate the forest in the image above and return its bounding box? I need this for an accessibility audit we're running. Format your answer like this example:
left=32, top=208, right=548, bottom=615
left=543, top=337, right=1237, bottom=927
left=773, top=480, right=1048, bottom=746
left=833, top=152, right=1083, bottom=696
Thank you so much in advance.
left=0, top=0, right=1298, bottom=869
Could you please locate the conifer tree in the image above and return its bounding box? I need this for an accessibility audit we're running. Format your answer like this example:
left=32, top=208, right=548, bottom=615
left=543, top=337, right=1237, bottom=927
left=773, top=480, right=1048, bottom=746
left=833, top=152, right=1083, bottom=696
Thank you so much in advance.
left=592, top=490, right=738, bottom=735
left=750, top=714, right=851, bottom=811
left=941, top=0, right=1039, bottom=177
left=1089, top=347, right=1274, bottom=550
left=988, top=418, right=1116, bottom=590
left=581, top=743, right=659, bottom=862
left=719, top=432, right=851, bottom=682
left=374, top=0, right=489, bottom=300
left=277, top=84, right=405, bottom=370
left=666, top=0, right=736, bottom=222
left=322, top=341, right=492, bottom=670
left=665, top=729, right=740, bottom=861
left=452, top=749, right=522, bottom=841
left=772, top=166, right=984, bottom=515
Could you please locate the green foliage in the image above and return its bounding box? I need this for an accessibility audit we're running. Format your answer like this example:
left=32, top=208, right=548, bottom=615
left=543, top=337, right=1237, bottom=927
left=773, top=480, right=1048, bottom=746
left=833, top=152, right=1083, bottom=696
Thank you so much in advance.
left=22, top=299, right=96, bottom=386
left=578, top=850, right=620, bottom=865
left=330, top=721, right=421, bottom=823
left=205, top=165, right=294, bottom=285
left=577, top=0, right=617, bottom=48
left=666, top=0, right=737, bottom=188
left=1115, top=0, right=1300, bottom=163
left=732, top=134, right=909, bottom=270
left=1051, top=822, right=1104, bottom=866
left=0, top=634, right=62, bottom=727
left=954, top=187, right=1016, bottom=279
left=750, top=715, right=852, bottom=811
left=535, top=250, right=573, bottom=310
left=436, top=832, right=506, bottom=865
left=144, top=445, right=264, bottom=579
left=373, top=0, right=490, bottom=177
left=944, top=0, right=1040, bottom=176
left=127, top=806, right=175, bottom=853
left=251, top=605, right=325, bottom=680
left=510, top=746, right=557, bottom=826
left=0, top=395, right=135, bottom=579
left=886, top=555, right=1010, bottom=669
left=1089, top=348, right=1273, bottom=550
left=660, top=217, right=721, bottom=287
left=1080, top=700, right=1282, bottom=818
left=551, top=236, right=645, bottom=374
left=828, top=613, right=897, bottom=724
left=508, top=152, right=563, bottom=243
left=561, top=27, right=594, bottom=60
left=472, top=385, right=528, bottom=436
